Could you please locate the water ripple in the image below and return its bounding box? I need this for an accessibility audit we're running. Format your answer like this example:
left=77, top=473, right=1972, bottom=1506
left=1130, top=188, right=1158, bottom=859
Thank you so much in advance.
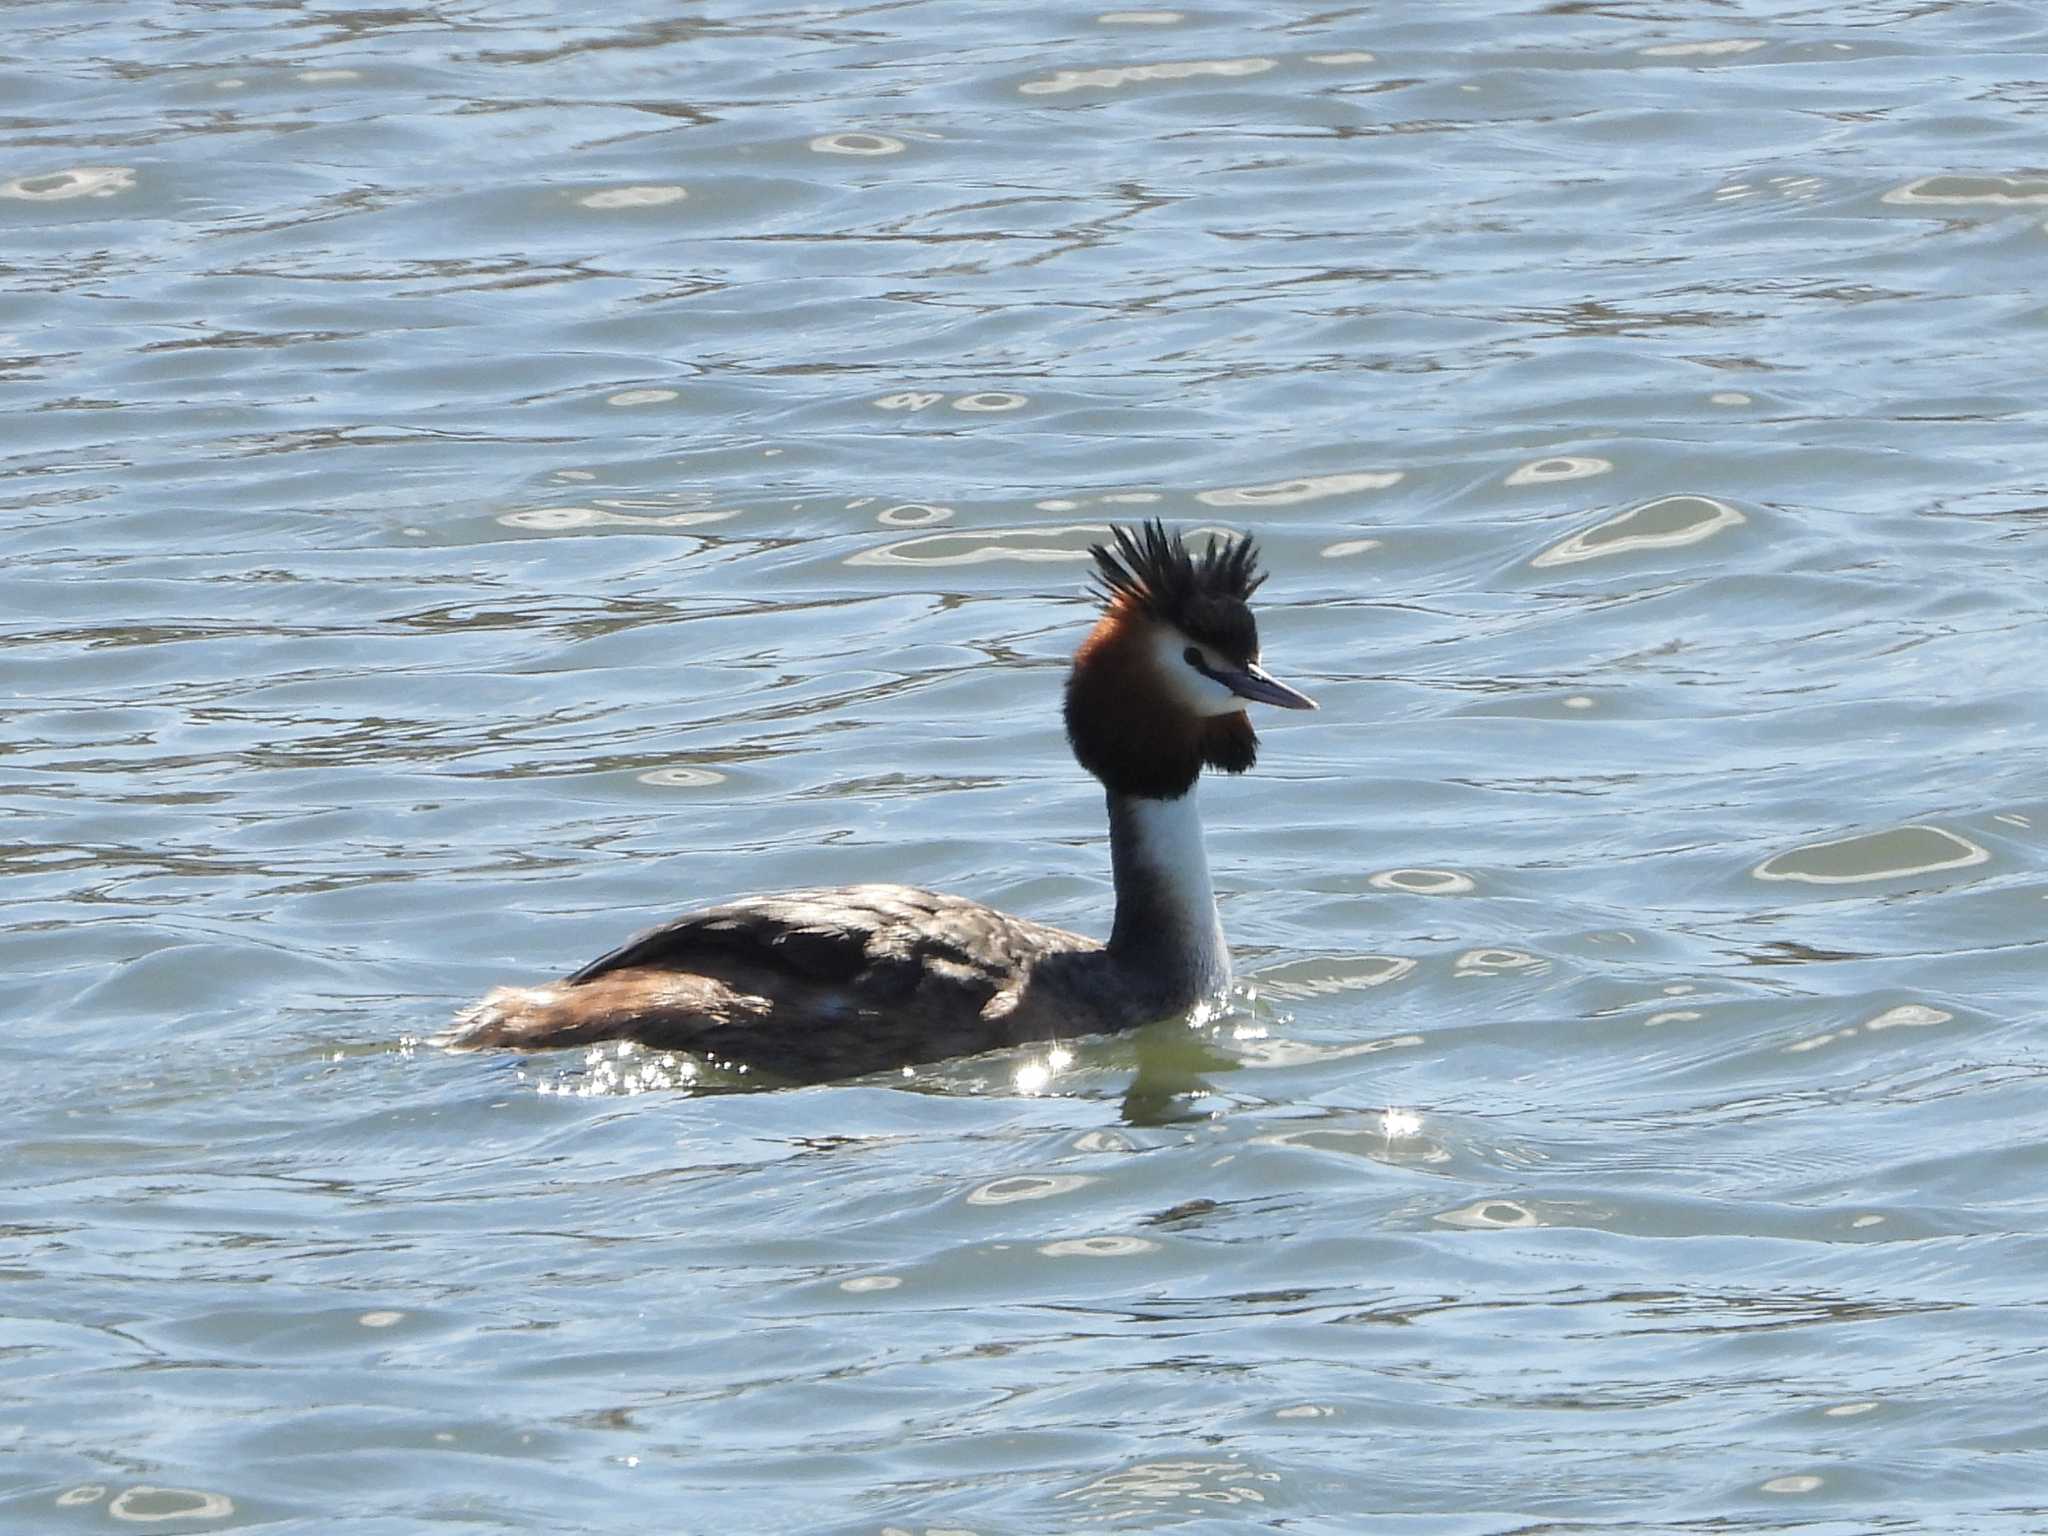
left=1753, top=825, right=1990, bottom=886
left=8, top=1, right=2048, bottom=1529
left=1531, top=495, right=1745, bottom=568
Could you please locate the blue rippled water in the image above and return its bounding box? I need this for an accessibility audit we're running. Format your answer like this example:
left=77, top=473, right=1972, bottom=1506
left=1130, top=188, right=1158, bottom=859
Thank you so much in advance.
left=4, top=1, right=2046, bottom=1531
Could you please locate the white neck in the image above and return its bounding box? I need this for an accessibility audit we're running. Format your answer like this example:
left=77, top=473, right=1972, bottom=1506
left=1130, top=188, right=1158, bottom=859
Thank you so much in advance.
left=1106, top=789, right=1230, bottom=1005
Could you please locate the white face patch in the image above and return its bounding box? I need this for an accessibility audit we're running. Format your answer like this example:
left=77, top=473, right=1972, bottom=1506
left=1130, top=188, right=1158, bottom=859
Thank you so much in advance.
left=1147, top=625, right=1246, bottom=718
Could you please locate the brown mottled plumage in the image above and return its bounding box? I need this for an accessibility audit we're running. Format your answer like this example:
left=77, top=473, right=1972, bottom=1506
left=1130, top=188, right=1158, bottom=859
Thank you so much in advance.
left=450, top=520, right=1316, bottom=1082
left=452, top=886, right=1111, bottom=1081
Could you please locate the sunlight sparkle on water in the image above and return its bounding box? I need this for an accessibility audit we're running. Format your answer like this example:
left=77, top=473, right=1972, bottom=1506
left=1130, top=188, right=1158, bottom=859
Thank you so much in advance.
left=1381, top=1108, right=1423, bottom=1139
left=538, top=1045, right=700, bottom=1096
left=1014, top=1044, right=1074, bottom=1095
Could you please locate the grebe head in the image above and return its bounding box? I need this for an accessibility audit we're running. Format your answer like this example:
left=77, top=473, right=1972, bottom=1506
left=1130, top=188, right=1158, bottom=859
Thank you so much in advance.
left=1063, top=520, right=1317, bottom=800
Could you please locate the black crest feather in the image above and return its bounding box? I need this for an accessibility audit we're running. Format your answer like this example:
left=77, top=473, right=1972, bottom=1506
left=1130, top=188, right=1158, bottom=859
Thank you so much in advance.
left=1088, top=520, right=1266, bottom=662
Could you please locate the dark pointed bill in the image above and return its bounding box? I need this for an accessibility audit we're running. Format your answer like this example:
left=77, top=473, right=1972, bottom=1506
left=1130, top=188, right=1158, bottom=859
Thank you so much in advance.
left=1218, top=661, right=1318, bottom=710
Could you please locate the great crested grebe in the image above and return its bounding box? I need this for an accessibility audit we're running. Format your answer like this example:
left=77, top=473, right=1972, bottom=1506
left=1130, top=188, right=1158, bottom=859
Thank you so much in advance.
left=451, top=521, right=1317, bottom=1082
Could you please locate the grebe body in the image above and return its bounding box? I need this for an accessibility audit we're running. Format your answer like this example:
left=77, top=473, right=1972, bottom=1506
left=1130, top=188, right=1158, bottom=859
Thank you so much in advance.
left=451, top=522, right=1316, bottom=1081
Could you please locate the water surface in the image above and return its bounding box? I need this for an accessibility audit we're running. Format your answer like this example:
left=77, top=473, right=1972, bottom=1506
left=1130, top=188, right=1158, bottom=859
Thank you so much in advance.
left=5, top=1, right=2047, bottom=1531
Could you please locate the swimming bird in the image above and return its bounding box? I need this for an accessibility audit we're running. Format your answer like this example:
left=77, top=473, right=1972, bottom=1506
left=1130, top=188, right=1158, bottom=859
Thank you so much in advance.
left=450, top=521, right=1317, bottom=1082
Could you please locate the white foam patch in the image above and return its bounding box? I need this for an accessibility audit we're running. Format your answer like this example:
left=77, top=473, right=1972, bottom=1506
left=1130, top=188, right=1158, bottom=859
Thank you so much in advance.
left=1, top=165, right=134, bottom=200
left=1072, top=1129, right=1132, bottom=1153
left=853, top=521, right=1243, bottom=568
left=1531, top=494, right=1743, bottom=567
left=1864, top=1004, right=1952, bottom=1031
left=1454, top=948, right=1544, bottom=975
left=1505, top=455, right=1611, bottom=487
left=1884, top=174, right=2048, bottom=206
left=1785, top=1030, right=1842, bottom=1054
left=1641, top=38, right=1766, bottom=57
left=497, top=505, right=735, bottom=531
left=1436, top=1199, right=1540, bottom=1229
left=578, top=185, right=686, bottom=209
left=1753, top=825, right=1989, bottom=884
left=1368, top=868, right=1473, bottom=894
left=1021, top=58, right=1275, bottom=95
left=847, top=525, right=1099, bottom=567
left=637, top=765, right=725, bottom=787
left=810, top=132, right=905, bottom=156
left=1039, top=1234, right=1156, bottom=1256
left=1760, top=1475, right=1823, bottom=1495
left=876, top=502, right=952, bottom=527
left=1200, top=470, right=1401, bottom=506
left=108, top=1487, right=236, bottom=1523
left=968, top=1174, right=1094, bottom=1205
